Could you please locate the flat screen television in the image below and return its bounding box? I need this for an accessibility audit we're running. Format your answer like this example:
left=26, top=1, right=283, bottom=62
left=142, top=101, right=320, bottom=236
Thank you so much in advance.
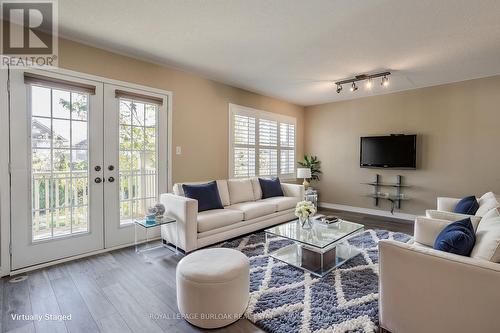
left=360, top=134, right=417, bottom=169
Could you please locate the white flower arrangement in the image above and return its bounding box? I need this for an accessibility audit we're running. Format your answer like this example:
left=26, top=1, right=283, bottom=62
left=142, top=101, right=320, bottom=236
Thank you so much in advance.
left=294, top=200, right=317, bottom=220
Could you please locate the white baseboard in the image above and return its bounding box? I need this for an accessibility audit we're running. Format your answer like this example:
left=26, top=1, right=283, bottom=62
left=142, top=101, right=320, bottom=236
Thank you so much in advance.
left=319, top=202, right=416, bottom=222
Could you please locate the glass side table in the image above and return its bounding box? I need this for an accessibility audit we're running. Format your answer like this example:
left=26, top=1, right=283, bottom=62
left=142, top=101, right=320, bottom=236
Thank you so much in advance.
left=134, top=217, right=178, bottom=254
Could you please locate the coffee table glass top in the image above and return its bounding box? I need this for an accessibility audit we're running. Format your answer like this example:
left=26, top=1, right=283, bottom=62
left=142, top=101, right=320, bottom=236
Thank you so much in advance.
left=265, top=219, right=364, bottom=249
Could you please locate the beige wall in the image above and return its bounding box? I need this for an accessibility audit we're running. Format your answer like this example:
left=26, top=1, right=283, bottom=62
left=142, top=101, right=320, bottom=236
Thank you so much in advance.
left=58, top=39, right=304, bottom=184
left=304, top=75, right=500, bottom=215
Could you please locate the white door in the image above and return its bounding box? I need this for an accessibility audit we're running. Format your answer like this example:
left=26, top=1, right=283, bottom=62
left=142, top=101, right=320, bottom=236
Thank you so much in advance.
left=103, top=84, right=168, bottom=248
left=10, top=70, right=105, bottom=270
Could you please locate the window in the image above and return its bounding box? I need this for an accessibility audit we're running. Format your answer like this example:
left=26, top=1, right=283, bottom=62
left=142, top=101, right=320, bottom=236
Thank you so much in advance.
left=118, top=98, right=159, bottom=225
left=29, top=85, right=90, bottom=240
left=230, top=104, right=296, bottom=179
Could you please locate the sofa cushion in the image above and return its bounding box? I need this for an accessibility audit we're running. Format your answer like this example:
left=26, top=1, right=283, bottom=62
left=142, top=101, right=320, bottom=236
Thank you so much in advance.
left=471, top=216, right=500, bottom=262
left=251, top=178, right=262, bottom=200
left=453, top=196, right=479, bottom=215
left=227, top=179, right=255, bottom=204
left=182, top=181, right=224, bottom=212
left=174, top=180, right=230, bottom=206
left=434, top=218, right=476, bottom=256
left=476, top=196, right=500, bottom=217
left=259, top=177, right=284, bottom=199
left=228, top=201, right=276, bottom=220
left=259, top=196, right=300, bottom=212
left=197, top=209, right=244, bottom=233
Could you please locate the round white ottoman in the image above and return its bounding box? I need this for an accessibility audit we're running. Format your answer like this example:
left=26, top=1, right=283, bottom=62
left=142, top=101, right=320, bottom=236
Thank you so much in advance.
left=176, top=248, right=250, bottom=329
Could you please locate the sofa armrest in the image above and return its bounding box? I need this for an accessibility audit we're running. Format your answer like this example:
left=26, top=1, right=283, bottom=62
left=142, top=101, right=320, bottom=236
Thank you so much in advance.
left=379, top=240, right=500, bottom=333
left=160, top=193, right=198, bottom=252
left=436, top=196, right=460, bottom=212
left=414, top=216, right=453, bottom=247
left=281, top=183, right=304, bottom=199
left=426, top=210, right=481, bottom=230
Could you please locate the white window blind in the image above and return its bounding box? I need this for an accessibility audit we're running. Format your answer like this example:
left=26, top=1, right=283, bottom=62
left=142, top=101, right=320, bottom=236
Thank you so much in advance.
left=230, top=104, right=296, bottom=179
left=233, top=114, right=256, bottom=177
left=280, top=123, right=295, bottom=175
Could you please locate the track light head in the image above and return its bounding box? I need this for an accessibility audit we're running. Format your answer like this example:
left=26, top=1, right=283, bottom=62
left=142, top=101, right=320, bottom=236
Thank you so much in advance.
left=350, top=82, right=358, bottom=92
left=366, top=79, right=372, bottom=89
left=336, top=84, right=342, bottom=93
left=381, top=75, right=389, bottom=87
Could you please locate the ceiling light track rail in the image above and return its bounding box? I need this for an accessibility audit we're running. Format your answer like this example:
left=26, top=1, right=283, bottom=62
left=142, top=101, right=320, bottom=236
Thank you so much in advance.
left=334, top=71, right=391, bottom=93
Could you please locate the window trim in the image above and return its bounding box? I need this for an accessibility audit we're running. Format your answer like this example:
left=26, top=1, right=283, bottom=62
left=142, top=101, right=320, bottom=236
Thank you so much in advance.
left=229, top=103, right=296, bottom=180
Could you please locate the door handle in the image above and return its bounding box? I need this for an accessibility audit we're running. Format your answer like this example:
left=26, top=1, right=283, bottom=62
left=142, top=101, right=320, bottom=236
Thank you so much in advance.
left=108, top=176, right=115, bottom=183
left=94, top=177, right=102, bottom=184
left=108, top=165, right=114, bottom=171
left=94, top=166, right=101, bottom=171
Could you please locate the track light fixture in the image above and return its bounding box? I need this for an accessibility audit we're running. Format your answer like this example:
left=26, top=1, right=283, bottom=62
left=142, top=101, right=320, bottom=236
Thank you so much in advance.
left=334, top=71, right=391, bottom=94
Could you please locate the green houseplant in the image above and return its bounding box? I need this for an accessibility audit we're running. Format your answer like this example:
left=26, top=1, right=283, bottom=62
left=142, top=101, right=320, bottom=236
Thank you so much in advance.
left=297, top=155, right=322, bottom=181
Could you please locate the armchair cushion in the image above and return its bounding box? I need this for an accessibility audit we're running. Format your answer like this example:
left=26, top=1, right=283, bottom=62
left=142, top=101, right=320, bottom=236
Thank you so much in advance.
left=425, top=210, right=481, bottom=230
left=476, top=196, right=500, bottom=217
left=258, top=177, right=284, bottom=199
left=471, top=216, right=500, bottom=262
left=414, top=216, right=453, bottom=247
left=437, top=197, right=461, bottom=212
left=182, top=181, right=224, bottom=212
left=434, top=218, right=476, bottom=256
left=453, top=196, right=479, bottom=215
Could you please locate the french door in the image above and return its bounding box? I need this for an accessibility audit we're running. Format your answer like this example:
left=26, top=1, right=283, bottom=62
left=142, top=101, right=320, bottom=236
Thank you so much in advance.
left=9, top=70, right=168, bottom=270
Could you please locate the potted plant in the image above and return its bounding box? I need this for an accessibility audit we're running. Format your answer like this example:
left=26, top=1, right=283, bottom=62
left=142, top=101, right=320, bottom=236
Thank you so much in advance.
left=298, top=155, right=321, bottom=183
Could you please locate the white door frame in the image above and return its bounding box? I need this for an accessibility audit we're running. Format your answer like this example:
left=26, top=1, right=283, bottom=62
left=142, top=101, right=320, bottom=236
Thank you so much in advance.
left=0, top=68, right=11, bottom=276
left=1, top=67, right=172, bottom=275
left=103, top=83, right=169, bottom=248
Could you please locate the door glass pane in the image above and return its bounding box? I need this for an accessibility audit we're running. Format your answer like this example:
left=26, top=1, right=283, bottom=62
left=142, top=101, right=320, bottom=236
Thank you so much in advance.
left=118, top=99, right=159, bottom=224
left=30, top=85, right=90, bottom=241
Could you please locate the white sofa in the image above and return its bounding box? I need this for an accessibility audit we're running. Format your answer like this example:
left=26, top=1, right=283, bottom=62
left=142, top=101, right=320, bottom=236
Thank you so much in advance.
left=379, top=192, right=500, bottom=333
left=160, top=178, right=304, bottom=252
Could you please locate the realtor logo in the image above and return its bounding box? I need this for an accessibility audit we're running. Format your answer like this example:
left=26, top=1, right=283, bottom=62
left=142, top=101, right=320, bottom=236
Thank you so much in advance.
left=1, top=0, right=58, bottom=67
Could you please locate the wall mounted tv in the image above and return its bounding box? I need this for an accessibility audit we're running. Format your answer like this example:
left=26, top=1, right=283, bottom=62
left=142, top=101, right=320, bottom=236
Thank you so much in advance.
left=360, top=134, right=417, bottom=169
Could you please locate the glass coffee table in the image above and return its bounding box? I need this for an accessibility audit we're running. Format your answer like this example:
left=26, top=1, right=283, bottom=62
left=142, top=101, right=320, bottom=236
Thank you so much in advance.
left=265, top=219, right=364, bottom=277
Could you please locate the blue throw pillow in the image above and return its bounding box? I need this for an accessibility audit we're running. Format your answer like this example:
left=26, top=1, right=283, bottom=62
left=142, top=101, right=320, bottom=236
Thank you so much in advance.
left=434, top=218, right=476, bottom=256
left=259, top=177, right=284, bottom=199
left=453, top=195, right=479, bottom=215
left=182, top=181, right=223, bottom=212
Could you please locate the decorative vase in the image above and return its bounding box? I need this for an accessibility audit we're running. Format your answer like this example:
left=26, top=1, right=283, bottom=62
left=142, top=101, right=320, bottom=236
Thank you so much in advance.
left=300, top=216, right=313, bottom=229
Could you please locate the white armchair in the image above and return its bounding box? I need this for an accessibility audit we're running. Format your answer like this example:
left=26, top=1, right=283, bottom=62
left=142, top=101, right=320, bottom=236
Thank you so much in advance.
left=379, top=202, right=500, bottom=333
left=379, top=239, right=500, bottom=333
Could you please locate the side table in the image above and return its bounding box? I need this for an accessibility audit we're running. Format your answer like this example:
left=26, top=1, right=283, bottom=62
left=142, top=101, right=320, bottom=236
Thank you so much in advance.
left=134, top=217, right=178, bottom=254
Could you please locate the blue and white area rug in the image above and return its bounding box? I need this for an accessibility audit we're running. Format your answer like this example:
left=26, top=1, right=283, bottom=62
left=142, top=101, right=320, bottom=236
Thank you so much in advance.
left=215, top=229, right=411, bottom=333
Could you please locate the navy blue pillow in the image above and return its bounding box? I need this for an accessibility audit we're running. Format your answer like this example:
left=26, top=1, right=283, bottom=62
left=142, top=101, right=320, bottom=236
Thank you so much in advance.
left=182, top=181, right=223, bottom=212
left=453, top=195, right=479, bottom=215
left=259, top=177, right=284, bottom=199
left=434, top=218, right=476, bottom=256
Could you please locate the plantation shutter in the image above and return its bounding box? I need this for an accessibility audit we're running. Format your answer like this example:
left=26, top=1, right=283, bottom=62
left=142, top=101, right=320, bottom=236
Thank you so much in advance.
left=280, top=123, right=295, bottom=175
left=232, top=114, right=256, bottom=177
left=230, top=104, right=296, bottom=179
left=258, top=119, right=278, bottom=176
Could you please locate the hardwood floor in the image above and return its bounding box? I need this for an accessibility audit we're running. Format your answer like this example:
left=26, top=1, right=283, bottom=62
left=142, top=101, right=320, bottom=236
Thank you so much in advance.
left=1, top=210, right=412, bottom=333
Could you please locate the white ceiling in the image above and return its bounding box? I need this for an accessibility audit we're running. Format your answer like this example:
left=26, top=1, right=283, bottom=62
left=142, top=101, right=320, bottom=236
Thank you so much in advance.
left=58, top=0, right=500, bottom=106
